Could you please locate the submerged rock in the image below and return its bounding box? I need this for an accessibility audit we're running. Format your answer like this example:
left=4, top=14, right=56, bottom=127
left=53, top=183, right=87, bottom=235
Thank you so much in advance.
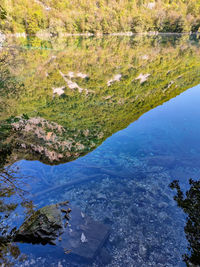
left=14, top=201, right=70, bottom=245
left=99, top=247, right=112, bottom=265
left=14, top=203, right=110, bottom=261
left=96, top=193, right=107, bottom=200
left=59, top=206, right=110, bottom=261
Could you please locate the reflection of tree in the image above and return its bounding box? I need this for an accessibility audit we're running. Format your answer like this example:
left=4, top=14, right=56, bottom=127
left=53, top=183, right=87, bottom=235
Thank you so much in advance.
left=0, top=53, right=23, bottom=96
left=0, top=242, right=21, bottom=267
left=170, top=179, right=200, bottom=266
left=0, top=126, right=34, bottom=265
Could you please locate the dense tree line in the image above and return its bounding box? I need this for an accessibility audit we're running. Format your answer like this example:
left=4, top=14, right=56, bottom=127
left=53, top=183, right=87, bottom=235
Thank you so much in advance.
left=0, top=0, right=200, bottom=34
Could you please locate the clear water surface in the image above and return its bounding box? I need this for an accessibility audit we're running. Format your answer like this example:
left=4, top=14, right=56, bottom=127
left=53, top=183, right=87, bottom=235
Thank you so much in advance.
left=0, top=34, right=200, bottom=267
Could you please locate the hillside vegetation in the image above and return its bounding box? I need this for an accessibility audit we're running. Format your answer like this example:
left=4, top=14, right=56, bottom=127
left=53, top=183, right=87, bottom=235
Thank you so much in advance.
left=0, top=0, right=200, bottom=34
left=1, top=35, right=200, bottom=164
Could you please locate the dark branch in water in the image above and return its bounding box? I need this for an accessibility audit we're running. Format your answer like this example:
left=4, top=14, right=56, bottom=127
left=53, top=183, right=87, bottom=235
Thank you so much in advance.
left=0, top=141, right=35, bottom=264
left=170, top=179, right=200, bottom=266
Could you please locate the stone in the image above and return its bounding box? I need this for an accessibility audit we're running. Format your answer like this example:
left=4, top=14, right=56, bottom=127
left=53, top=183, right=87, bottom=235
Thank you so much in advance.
left=96, top=193, right=107, bottom=200
left=158, top=211, right=168, bottom=221
left=99, top=247, right=112, bottom=265
left=14, top=201, right=70, bottom=245
left=14, top=203, right=110, bottom=262
left=148, top=156, right=177, bottom=168
left=59, top=206, right=110, bottom=261
left=158, top=202, right=168, bottom=209
left=139, top=244, right=147, bottom=257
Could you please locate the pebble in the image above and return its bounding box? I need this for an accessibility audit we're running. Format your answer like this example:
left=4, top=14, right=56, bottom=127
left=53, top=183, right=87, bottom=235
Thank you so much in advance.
left=96, top=193, right=107, bottom=200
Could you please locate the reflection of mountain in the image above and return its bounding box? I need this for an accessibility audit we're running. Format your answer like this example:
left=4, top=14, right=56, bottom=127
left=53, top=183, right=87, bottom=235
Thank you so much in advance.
left=1, top=35, right=200, bottom=164
left=1, top=116, right=101, bottom=164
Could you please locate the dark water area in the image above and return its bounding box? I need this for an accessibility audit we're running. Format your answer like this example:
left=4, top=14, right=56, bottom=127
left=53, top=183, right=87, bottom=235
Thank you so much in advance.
left=1, top=34, right=200, bottom=266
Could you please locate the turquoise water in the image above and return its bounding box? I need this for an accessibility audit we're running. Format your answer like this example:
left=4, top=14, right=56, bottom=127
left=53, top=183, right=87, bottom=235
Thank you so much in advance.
left=12, top=84, right=200, bottom=266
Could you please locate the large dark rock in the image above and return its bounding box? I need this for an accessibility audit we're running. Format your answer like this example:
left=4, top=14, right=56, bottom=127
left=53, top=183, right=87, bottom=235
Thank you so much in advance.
left=14, top=202, right=110, bottom=261
left=14, top=201, right=70, bottom=245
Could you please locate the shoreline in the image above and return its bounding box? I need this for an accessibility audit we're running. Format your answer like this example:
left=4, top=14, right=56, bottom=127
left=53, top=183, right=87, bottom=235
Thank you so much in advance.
left=0, top=31, right=199, bottom=48
left=2, top=31, right=200, bottom=39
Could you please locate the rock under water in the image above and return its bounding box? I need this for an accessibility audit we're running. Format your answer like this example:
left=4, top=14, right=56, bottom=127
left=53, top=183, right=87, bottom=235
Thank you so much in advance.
left=14, top=202, right=110, bottom=262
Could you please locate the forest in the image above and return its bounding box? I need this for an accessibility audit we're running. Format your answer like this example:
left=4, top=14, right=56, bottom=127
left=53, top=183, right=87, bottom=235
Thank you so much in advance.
left=0, top=0, right=200, bottom=35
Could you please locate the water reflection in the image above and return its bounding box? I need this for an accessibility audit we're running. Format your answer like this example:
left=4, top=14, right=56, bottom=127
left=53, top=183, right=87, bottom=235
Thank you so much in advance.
left=170, top=179, right=200, bottom=266
left=0, top=34, right=200, bottom=166
left=0, top=35, right=200, bottom=266
left=0, top=157, right=34, bottom=265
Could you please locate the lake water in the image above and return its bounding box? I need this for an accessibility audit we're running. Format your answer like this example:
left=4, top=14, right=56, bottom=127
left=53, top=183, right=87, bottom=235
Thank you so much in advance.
left=0, top=34, right=200, bottom=266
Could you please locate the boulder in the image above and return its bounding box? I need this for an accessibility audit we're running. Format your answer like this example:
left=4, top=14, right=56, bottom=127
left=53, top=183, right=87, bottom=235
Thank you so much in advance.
left=14, top=202, right=110, bottom=261
left=14, top=201, right=70, bottom=245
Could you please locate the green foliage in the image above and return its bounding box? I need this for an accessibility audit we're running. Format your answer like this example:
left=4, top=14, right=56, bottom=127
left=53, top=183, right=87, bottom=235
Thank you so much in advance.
left=160, top=12, right=185, bottom=33
left=0, top=5, right=7, bottom=20
left=0, top=0, right=200, bottom=34
left=0, top=35, right=200, bottom=164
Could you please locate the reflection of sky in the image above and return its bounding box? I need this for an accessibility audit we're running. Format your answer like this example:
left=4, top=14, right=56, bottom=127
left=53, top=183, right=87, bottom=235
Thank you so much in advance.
left=16, top=83, right=200, bottom=197
left=12, top=83, right=200, bottom=266
left=103, top=83, right=200, bottom=156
